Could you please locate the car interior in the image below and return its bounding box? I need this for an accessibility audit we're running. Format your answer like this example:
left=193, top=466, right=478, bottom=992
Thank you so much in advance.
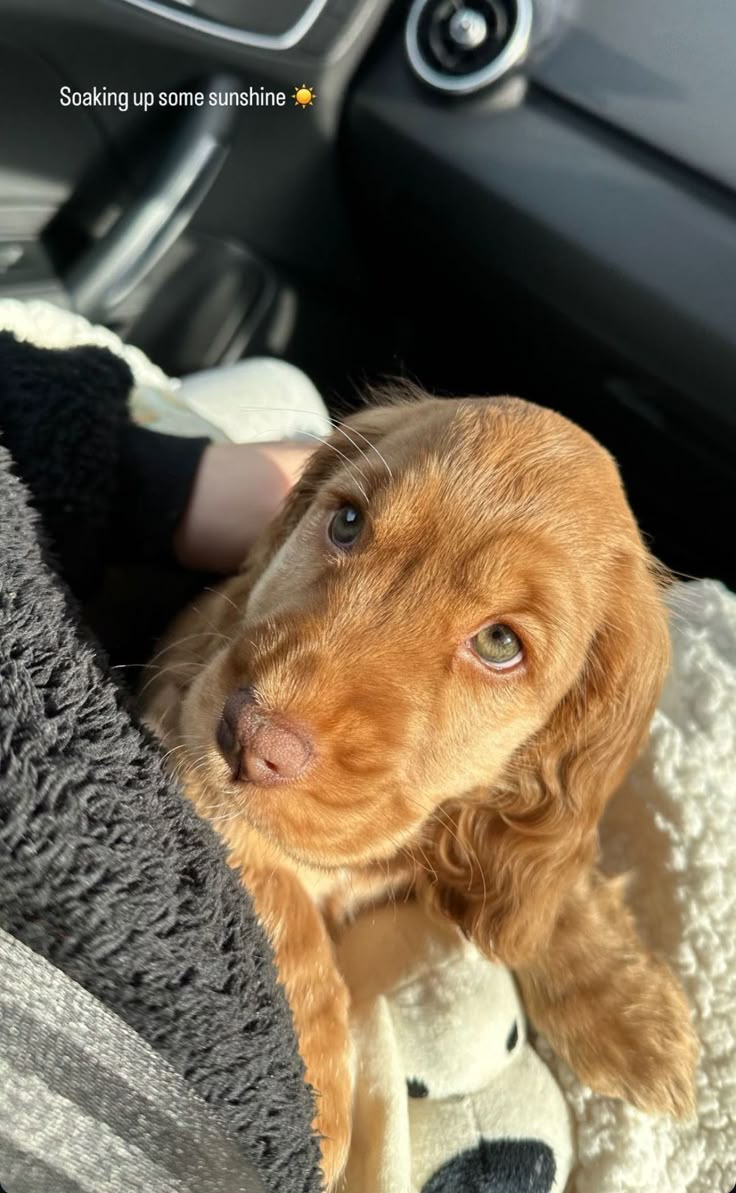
left=2, top=0, right=734, bottom=666
left=3, top=8, right=736, bottom=1192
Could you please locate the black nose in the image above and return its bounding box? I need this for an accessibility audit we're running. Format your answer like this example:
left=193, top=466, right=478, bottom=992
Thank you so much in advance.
left=422, top=1138, right=556, bottom=1193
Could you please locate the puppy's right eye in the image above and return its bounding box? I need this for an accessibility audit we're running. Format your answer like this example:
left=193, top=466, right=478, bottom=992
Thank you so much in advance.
left=471, top=623, right=523, bottom=669
left=329, top=504, right=363, bottom=549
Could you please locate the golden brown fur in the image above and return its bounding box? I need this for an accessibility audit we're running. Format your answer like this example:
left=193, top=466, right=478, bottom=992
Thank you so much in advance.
left=144, top=392, right=698, bottom=1185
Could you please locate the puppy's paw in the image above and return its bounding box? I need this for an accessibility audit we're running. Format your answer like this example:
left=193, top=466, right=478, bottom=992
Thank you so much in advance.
left=301, top=1036, right=353, bottom=1188
left=564, top=960, right=699, bottom=1120
left=314, top=1075, right=353, bottom=1189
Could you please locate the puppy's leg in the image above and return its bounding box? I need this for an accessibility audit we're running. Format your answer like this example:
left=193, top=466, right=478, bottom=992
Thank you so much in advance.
left=245, top=866, right=352, bottom=1187
left=515, top=870, right=699, bottom=1119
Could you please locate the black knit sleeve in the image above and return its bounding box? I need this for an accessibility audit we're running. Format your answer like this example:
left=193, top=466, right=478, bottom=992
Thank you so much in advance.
left=113, top=424, right=209, bottom=567
left=0, top=331, right=208, bottom=594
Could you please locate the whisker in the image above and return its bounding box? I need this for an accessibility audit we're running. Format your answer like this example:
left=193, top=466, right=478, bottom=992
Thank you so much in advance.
left=147, top=628, right=232, bottom=665
left=158, top=742, right=192, bottom=764
left=218, top=419, right=372, bottom=503
left=193, top=399, right=397, bottom=491
left=207, top=809, right=248, bottom=826
left=198, top=798, right=242, bottom=815
left=138, top=659, right=209, bottom=700
left=188, top=604, right=237, bottom=641
left=328, top=421, right=372, bottom=471
left=280, top=431, right=371, bottom=502
left=203, top=586, right=240, bottom=613
left=334, top=420, right=394, bottom=481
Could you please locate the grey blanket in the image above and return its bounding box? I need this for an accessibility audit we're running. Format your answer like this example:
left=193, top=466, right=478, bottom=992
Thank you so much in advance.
left=0, top=442, right=319, bottom=1189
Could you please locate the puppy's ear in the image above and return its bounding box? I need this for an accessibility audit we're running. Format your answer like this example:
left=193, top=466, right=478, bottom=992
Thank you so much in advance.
left=425, top=550, right=671, bottom=967
left=240, top=402, right=410, bottom=579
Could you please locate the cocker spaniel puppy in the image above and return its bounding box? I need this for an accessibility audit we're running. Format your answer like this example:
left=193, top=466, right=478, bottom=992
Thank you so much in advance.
left=145, top=392, right=698, bottom=1185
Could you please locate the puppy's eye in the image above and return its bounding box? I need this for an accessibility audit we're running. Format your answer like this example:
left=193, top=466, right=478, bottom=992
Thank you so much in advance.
left=471, top=623, right=523, bottom=669
left=329, top=504, right=363, bottom=548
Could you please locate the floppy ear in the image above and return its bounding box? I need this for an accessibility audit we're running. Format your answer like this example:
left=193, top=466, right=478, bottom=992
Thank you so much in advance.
left=239, top=401, right=410, bottom=582
left=424, top=550, right=671, bottom=967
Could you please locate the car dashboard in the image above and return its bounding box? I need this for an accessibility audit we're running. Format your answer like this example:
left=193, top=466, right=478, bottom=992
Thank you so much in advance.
left=347, top=0, right=736, bottom=450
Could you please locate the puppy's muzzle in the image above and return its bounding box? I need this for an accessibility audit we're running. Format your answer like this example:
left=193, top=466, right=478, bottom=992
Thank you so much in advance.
left=217, top=686, right=314, bottom=786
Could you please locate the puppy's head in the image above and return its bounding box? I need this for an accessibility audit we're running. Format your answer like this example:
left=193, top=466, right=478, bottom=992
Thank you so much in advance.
left=176, top=392, right=669, bottom=954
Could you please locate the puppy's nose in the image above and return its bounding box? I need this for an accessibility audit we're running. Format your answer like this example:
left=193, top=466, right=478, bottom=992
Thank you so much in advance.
left=217, top=686, right=313, bottom=785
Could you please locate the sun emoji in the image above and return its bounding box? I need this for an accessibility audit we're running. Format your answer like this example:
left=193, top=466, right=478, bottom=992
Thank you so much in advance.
left=293, top=84, right=316, bottom=109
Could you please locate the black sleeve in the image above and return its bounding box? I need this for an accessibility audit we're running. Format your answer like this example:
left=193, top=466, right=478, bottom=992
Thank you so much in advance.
left=0, top=330, right=208, bottom=594
left=114, top=424, right=209, bottom=567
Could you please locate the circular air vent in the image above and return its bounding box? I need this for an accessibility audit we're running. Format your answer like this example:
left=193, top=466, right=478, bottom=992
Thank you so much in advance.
left=406, top=0, right=532, bottom=95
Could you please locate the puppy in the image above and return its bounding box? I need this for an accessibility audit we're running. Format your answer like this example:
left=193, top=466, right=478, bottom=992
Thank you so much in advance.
left=145, top=391, right=698, bottom=1185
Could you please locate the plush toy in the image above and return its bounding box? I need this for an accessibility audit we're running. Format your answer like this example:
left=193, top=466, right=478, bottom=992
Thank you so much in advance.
left=337, top=902, right=574, bottom=1193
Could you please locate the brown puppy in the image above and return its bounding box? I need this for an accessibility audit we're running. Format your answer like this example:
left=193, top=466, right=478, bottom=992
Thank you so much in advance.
left=145, top=391, right=698, bottom=1185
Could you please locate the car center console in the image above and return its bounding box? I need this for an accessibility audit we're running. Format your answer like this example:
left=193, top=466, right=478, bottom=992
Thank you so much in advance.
left=115, top=0, right=330, bottom=48
left=109, top=0, right=389, bottom=57
left=346, top=0, right=736, bottom=442
left=0, top=0, right=394, bottom=362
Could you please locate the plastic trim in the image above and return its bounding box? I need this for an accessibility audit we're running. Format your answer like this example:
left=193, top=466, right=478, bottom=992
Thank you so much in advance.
left=111, top=0, right=331, bottom=51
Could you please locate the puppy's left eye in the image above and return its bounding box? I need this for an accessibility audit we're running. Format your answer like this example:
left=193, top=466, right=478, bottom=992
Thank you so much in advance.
left=329, top=504, right=363, bottom=548
left=471, top=623, right=523, bottom=669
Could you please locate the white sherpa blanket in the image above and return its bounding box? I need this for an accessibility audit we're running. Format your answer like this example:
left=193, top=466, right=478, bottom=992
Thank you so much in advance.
left=0, top=298, right=331, bottom=443
left=550, top=578, right=736, bottom=1193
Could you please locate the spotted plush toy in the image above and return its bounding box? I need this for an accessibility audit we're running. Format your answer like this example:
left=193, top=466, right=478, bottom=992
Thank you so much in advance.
left=337, top=902, right=574, bottom=1193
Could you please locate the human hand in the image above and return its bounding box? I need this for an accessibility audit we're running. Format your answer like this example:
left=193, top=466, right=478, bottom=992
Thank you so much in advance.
left=173, top=440, right=313, bottom=573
